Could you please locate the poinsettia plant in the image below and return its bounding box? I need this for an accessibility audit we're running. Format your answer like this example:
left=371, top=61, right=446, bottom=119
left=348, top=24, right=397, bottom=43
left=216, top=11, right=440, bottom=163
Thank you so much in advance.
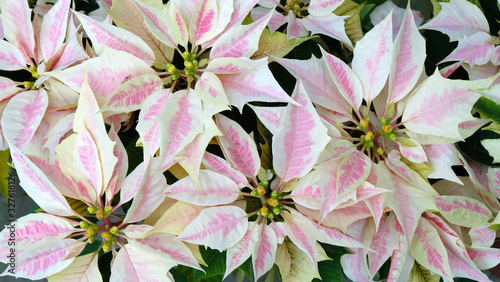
left=1, top=0, right=500, bottom=281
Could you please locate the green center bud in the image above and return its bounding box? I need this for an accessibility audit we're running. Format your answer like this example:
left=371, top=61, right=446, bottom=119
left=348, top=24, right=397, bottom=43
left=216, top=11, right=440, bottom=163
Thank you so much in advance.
left=181, top=51, right=190, bottom=60
left=87, top=206, right=97, bottom=214
left=104, top=206, right=113, bottom=214
left=110, top=226, right=119, bottom=235
left=358, top=118, right=370, bottom=131
left=80, top=221, right=89, bottom=229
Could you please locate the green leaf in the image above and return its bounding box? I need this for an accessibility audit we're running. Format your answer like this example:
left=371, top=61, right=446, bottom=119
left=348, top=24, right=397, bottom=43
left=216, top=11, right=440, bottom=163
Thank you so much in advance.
left=409, top=261, right=441, bottom=282
left=192, top=247, right=226, bottom=280
left=252, top=29, right=316, bottom=62
left=170, top=268, right=190, bottom=282
left=313, top=244, right=350, bottom=282
left=334, top=0, right=364, bottom=45
left=474, top=97, right=500, bottom=125
left=0, top=149, right=10, bottom=203
left=78, top=239, right=101, bottom=257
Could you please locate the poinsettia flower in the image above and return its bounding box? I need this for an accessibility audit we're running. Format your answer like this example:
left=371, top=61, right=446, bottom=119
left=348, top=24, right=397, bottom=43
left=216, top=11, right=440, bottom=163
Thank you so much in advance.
left=420, top=0, right=500, bottom=68
left=128, top=0, right=298, bottom=179
left=131, top=0, right=296, bottom=109
left=155, top=78, right=367, bottom=280
left=0, top=73, right=195, bottom=280
left=272, top=5, right=498, bottom=279
left=0, top=0, right=89, bottom=154
left=251, top=0, right=351, bottom=45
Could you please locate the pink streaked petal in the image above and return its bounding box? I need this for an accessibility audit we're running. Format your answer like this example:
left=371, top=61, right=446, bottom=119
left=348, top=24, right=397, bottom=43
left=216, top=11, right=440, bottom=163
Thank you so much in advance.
left=419, top=0, right=490, bottom=41
left=8, top=144, right=73, bottom=216
left=368, top=215, right=399, bottom=276
left=286, top=12, right=308, bottom=39
left=110, top=244, right=176, bottom=281
left=217, top=58, right=297, bottom=111
left=317, top=139, right=356, bottom=164
left=102, top=74, right=162, bottom=113
left=40, top=0, right=70, bottom=62
left=106, top=125, right=128, bottom=199
left=159, top=89, right=204, bottom=170
left=252, top=7, right=286, bottom=32
left=270, top=221, right=286, bottom=244
left=440, top=61, right=463, bottom=78
left=134, top=1, right=183, bottom=48
left=178, top=206, right=248, bottom=251
left=434, top=196, right=491, bottom=227
left=165, top=169, right=240, bottom=205
left=352, top=11, right=393, bottom=102
left=194, top=71, right=229, bottom=106
left=440, top=32, right=493, bottom=68
left=337, top=150, right=371, bottom=197
left=73, top=127, right=103, bottom=201
left=29, top=154, right=78, bottom=200
left=202, top=152, right=248, bottom=188
left=189, top=0, right=219, bottom=46
left=0, top=0, right=35, bottom=62
left=469, top=225, right=496, bottom=248
left=409, top=218, right=452, bottom=280
left=458, top=118, right=491, bottom=140
left=134, top=233, right=201, bottom=270
left=229, top=0, right=260, bottom=26
left=137, top=89, right=170, bottom=159
left=149, top=201, right=205, bottom=236
left=308, top=0, right=344, bottom=16
left=224, top=222, right=259, bottom=279
left=423, top=144, right=463, bottom=184
left=210, top=10, right=272, bottom=59
left=1, top=239, right=78, bottom=280
left=402, top=71, right=493, bottom=142
left=426, top=217, right=491, bottom=282
left=123, top=158, right=168, bottom=223
left=47, top=252, right=101, bottom=281
left=0, top=213, right=75, bottom=250
left=44, top=35, right=89, bottom=72
left=319, top=166, right=350, bottom=221
left=378, top=162, right=437, bottom=244
left=0, top=77, right=21, bottom=101
left=0, top=39, right=27, bottom=70
left=1, top=89, right=48, bottom=150
left=291, top=170, right=322, bottom=209
left=176, top=112, right=223, bottom=187
left=341, top=252, right=371, bottom=282
left=283, top=212, right=318, bottom=266
left=74, top=12, right=155, bottom=63
left=386, top=234, right=413, bottom=282
left=389, top=5, right=426, bottom=104
left=397, top=141, right=428, bottom=163
left=468, top=247, right=500, bottom=270
left=50, top=48, right=156, bottom=109
left=273, top=78, right=330, bottom=182
left=216, top=114, right=260, bottom=179
left=253, top=223, right=277, bottom=280
left=247, top=105, right=284, bottom=135
left=321, top=49, right=362, bottom=109
left=274, top=54, right=353, bottom=116
left=301, top=14, right=351, bottom=47
left=205, top=57, right=255, bottom=74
